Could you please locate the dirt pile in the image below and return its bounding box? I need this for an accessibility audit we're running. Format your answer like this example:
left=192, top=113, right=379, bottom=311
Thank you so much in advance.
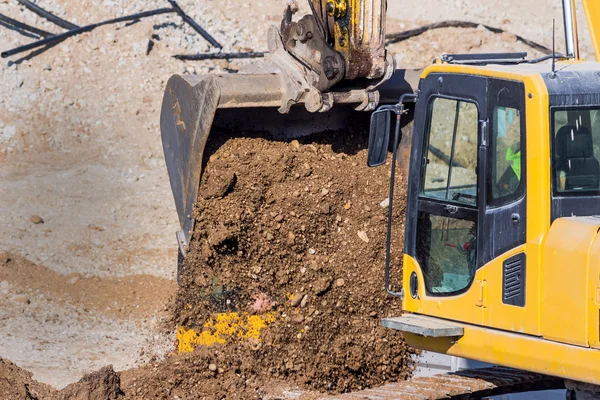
left=0, top=358, right=120, bottom=400
left=167, top=127, right=415, bottom=396
left=0, top=358, right=54, bottom=400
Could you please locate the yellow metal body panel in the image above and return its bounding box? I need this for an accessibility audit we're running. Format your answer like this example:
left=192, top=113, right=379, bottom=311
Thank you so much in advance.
left=403, top=323, right=600, bottom=385
left=542, top=218, right=600, bottom=347
left=403, top=255, right=485, bottom=326
left=583, top=0, right=600, bottom=61
left=588, top=233, right=600, bottom=349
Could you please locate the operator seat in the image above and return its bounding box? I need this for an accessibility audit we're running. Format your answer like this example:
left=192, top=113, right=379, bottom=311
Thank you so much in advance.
left=555, top=125, right=600, bottom=191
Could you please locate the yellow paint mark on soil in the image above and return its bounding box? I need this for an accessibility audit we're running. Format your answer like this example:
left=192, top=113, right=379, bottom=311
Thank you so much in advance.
left=177, top=311, right=275, bottom=353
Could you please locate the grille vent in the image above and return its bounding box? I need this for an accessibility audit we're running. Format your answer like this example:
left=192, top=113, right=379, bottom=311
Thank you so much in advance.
left=502, top=253, right=526, bottom=307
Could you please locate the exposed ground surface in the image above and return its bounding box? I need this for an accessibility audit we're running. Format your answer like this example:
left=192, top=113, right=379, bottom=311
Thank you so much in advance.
left=0, top=0, right=591, bottom=396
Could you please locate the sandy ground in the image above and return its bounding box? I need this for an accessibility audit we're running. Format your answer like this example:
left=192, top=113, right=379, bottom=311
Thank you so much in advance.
left=0, top=0, right=594, bottom=390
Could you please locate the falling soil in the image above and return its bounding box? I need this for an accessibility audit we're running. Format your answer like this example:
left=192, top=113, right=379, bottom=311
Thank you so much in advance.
left=169, top=127, right=415, bottom=396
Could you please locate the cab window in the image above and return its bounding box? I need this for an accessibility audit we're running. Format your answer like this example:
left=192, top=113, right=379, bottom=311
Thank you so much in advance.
left=417, top=96, right=479, bottom=296
left=421, top=97, right=478, bottom=206
left=416, top=213, right=477, bottom=294
left=491, top=106, right=523, bottom=200
left=553, top=108, right=600, bottom=193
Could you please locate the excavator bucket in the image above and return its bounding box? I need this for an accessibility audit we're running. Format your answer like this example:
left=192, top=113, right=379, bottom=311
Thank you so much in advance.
left=160, top=66, right=418, bottom=254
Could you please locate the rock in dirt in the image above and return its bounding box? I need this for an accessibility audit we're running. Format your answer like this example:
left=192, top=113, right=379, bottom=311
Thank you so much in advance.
left=66, top=273, right=82, bottom=285
left=30, top=215, right=44, bottom=224
left=11, top=294, right=30, bottom=304
left=357, top=230, right=370, bottom=243
left=290, top=292, right=304, bottom=307
left=200, top=171, right=237, bottom=199
left=314, top=277, right=333, bottom=296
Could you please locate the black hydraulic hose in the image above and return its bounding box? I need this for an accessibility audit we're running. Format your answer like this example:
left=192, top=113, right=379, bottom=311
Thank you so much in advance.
left=173, top=51, right=265, bottom=61
left=0, top=18, right=41, bottom=39
left=8, top=37, right=66, bottom=66
left=306, top=0, right=328, bottom=43
left=16, top=0, right=79, bottom=30
left=0, top=13, right=51, bottom=37
left=386, top=20, right=553, bottom=55
left=167, top=0, right=222, bottom=49
left=1, top=8, right=176, bottom=59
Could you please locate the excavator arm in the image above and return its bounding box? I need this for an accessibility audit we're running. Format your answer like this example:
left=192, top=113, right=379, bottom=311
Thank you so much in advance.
left=281, top=0, right=388, bottom=90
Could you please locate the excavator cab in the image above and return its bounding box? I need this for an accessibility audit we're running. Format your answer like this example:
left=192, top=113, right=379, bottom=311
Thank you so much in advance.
left=370, top=54, right=600, bottom=396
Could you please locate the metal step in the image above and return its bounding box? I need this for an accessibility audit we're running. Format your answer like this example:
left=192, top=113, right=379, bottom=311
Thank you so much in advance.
left=382, top=314, right=464, bottom=337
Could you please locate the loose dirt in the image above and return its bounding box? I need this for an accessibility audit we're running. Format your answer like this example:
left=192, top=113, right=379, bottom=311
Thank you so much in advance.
left=170, top=128, right=415, bottom=396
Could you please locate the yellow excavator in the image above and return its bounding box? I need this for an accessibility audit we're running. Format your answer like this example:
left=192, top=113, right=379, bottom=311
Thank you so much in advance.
left=161, top=0, right=600, bottom=398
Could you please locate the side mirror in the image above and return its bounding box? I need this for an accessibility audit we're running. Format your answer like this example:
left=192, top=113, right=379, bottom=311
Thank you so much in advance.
left=367, top=109, right=392, bottom=167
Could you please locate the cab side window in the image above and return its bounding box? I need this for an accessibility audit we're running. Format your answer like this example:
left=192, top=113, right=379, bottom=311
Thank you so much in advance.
left=421, top=97, right=479, bottom=206
left=491, top=106, right=523, bottom=200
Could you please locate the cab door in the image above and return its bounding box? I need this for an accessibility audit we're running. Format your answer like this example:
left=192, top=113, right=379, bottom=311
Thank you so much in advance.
left=404, top=73, right=488, bottom=326
left=481, top=79, right=537, bottom=335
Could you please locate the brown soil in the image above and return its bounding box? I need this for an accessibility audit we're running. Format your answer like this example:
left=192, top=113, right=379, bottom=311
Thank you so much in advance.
left=168, top=127, right=415, bottom=396
left=0, top=358, right=120, bottom=400
left=0, top=358, right=54, bottom=400
left=0, top=253, right=175, bottom=319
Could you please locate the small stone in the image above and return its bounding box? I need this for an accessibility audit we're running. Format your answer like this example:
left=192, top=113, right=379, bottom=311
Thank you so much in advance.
left=287, top=232, right=296, bottom=244
left=335, top=278, right=345, bottom=287
left=40, top=80, right=56, bottom=90
left=321, top=188, right=329, bottom=196
left=208, top=363, right=217, bottom=372
left=274, top=214, right=284, bottom=223
left=65, top=273, right=81, bottom=285
left=308, top=248, right=316, bottom=255
left=291, top=292, right=303, bottom=307
left=30, top=215, right=44, bottom=224
left=11, top=295, right=30, bottom=304
left=319, top=203, right=330, bottom=214
left=344, top=202, right=352, bottom=210
left=300, top=295, right=308, bottom=308
left=3, top=126, right=16, bottom=139
left=42, top=64, right=52, bottom=71
left=380, top=198, right=390, bottom=208
left=290, top=140, right=300, bottom=150
left=266, top=232, right=274, bottom=241
left=292, top=314, right=304, bottom=323
left=358, top=230, right=370, bottom=243
left=218, top=368, right=224, bottom=374
left=369, top=311, right=378, bottom=318
left=314, top=278, right=333, bottom=295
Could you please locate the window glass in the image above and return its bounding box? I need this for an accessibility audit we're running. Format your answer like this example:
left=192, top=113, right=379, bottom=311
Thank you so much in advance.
left=553, top=109, right=600, bottom=193
left=422, top=98, right=478, bottom=206
left=491, top=107, right=522, bottom=199
left=416, top=212, right=477, bottom=294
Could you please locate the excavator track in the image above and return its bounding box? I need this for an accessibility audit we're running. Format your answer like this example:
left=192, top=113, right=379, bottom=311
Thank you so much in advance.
left=320, top=367, right=564, bottom=399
